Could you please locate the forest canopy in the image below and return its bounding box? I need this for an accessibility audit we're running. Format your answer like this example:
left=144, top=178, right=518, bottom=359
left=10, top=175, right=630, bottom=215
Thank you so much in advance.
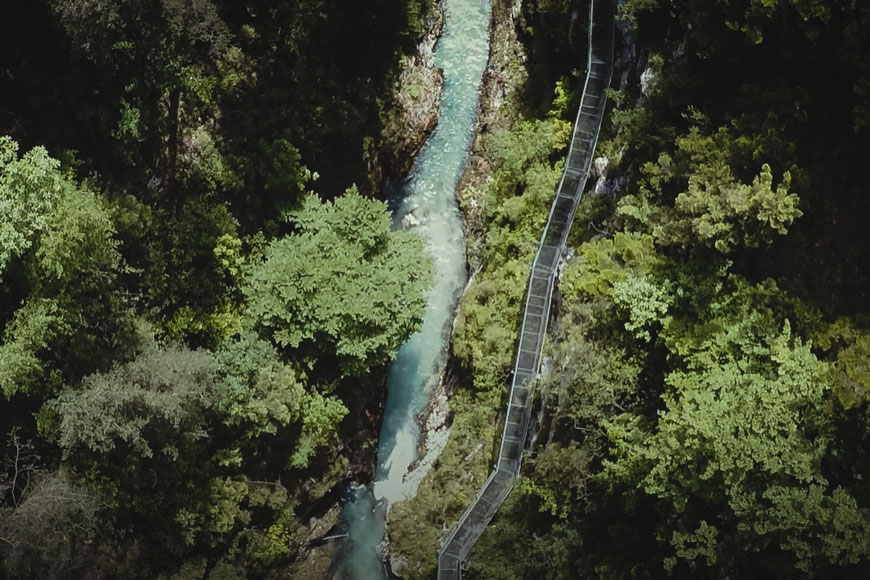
left=4, top=0, right=870, bottom=578
left=0, top=0, right=435, bottom=577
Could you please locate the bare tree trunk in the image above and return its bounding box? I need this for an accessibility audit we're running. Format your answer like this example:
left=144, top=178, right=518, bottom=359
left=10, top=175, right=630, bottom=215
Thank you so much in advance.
left=167, top=86, right=181, bottom=206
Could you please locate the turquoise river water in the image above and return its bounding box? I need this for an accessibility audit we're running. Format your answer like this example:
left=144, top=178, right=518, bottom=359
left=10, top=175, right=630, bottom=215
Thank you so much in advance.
left=334, top=0, right=491, bottom=577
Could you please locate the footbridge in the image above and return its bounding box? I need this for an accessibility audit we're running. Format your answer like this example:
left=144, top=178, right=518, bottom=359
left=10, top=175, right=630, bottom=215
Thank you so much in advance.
left=436, top=0, right=615, bottom=577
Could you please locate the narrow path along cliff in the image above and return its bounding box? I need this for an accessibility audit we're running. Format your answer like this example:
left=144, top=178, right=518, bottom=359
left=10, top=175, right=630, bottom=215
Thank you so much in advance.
left=437, top=0, right=615, bottom=576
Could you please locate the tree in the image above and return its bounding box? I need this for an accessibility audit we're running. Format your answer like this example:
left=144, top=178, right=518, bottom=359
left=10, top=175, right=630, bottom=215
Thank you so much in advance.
left=54, top=340, right=221, bottom=460
left=618, top=127, right=802, bottom=253
left=47, top=0, right=231, bottom=186
left=0, top=473, right=101, bottom=580
left=814, top=317, right=870, bottom=430
left=214, top=332, right=305, bottom=439
left=0, top=137, right=116, bottom=280
left=452, top=258, right=532, bottom=392
left=0, top=139, right=58, bottom=274
left=215, top=332, right=347, bottom=470
left=288, top=391, right=347, bottom=469
left=623, top=0, right=831, bottom=44
left=0, top=299, right=69, bottom=398
left=0, top=137, right=127, bottom=398
left=453, top=115, right=569, bottom=392
left=244, top=187, right=431, bottom=375
left=604, top=317, right=870, bottom=575
left=612, top=275, right=670, bottom=341
left=141, top=195, right=243, bottom=346
left=560, top=232, right=661, bottom=299
left=51, top=329, right=348, bottom=553
left=671, top=161, right=800, bottom=253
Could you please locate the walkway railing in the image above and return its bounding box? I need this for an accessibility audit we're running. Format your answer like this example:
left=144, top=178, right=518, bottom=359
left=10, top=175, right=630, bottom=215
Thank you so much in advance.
left=437, top=0, right=615, bottom=577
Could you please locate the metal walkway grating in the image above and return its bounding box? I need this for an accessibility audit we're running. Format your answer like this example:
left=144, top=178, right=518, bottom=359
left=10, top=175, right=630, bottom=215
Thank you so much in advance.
left=436, top=0, right=615, bottom=577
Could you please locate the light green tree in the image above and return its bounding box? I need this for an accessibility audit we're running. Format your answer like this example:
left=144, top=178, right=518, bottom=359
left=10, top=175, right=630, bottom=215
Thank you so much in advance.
left=605, top=318, right=870, bottom=575
left=618, top=127, right=802, bottom=253
left=0, top=137, right=123, bottom=398
left=244, top=187, right=431, bottom=375
left=0, top=137, right=116, bottom=280
left=0, top=299, right=69, bottom=398
left=214, top=332, right=305, bottom=438
left=289, top=391, right=347, bottom=469
left=560, top=232, right=660, bottom=299
left=611, top=275, right=670, bottom=341
left=0, top=138, right=58, bottom=274
left=672, top=161, right=800, bottom=253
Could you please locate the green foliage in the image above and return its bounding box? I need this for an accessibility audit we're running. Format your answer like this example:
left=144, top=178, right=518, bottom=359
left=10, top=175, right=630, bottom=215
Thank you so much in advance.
left=289, top=392, right=347, bottom=469
left=548, top=78, right=574, bottom=119
left=0, top=136, right=117, bottom=283
left=49, top=329, right=345, bottom=561
left=0, top=137, right=127, bottom=398
left=546, top=297, right=644, bottom=436
left=520, top=442, right=595, bottom=518
left=245, top=187, right=431, bottom=375
left=672, top=161, right=799, bottom=252
left=214, top=333, right=305, bottom=438
left=258, top=138, right=315, bottom=201
left=54, top=341, right=220, bottom=460
left=612, top=275, right=670, bottom=341
left=605, top=315, right=870, bottom=574
left=618, top=127, right=802, bottom=253
left=0, top=137, right=61, bottom=274
left=453, top=259, right=531, bottom=392
left=387, top=389, right=500, bottom=580
left=205, top=478, right=248, bottom=535
left=561, top=232, right=660, bottom=299
left=0, top=299, right=68, bottom=398
left=0, top=0, right=468, bottom=576
left=143, top=195, right=242, bottom=345
left=483, top=118, right=570, bottom=203
left=815, top=318, right=870, bottom=413
left=453, top=115, right=568, bottom=392
left=33, top=178, right=118, bottom=283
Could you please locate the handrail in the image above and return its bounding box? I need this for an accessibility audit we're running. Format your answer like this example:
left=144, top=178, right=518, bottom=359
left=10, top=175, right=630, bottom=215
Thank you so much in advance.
left=436, top=0, right=615, bottom=577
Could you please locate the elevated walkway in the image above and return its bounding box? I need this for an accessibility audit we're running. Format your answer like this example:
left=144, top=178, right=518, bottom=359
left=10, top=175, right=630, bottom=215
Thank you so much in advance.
left=437, top=0, right=615, bottom=577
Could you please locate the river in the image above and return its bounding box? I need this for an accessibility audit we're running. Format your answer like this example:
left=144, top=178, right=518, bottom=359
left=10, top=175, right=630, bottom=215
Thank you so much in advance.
left=333, top=0, right=491, bottom=577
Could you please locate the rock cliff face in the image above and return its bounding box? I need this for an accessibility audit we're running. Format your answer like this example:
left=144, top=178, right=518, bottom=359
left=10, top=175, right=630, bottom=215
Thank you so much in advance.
left=457, top=0, right=529, bottom=271
left=374, top=2, right=446, bottom=186
left=285, top=506, right=342, bottom=580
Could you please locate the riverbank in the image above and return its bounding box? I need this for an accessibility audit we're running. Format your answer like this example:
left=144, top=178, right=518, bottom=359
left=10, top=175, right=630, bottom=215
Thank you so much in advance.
left=374, top=0, right=446, bottom=188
